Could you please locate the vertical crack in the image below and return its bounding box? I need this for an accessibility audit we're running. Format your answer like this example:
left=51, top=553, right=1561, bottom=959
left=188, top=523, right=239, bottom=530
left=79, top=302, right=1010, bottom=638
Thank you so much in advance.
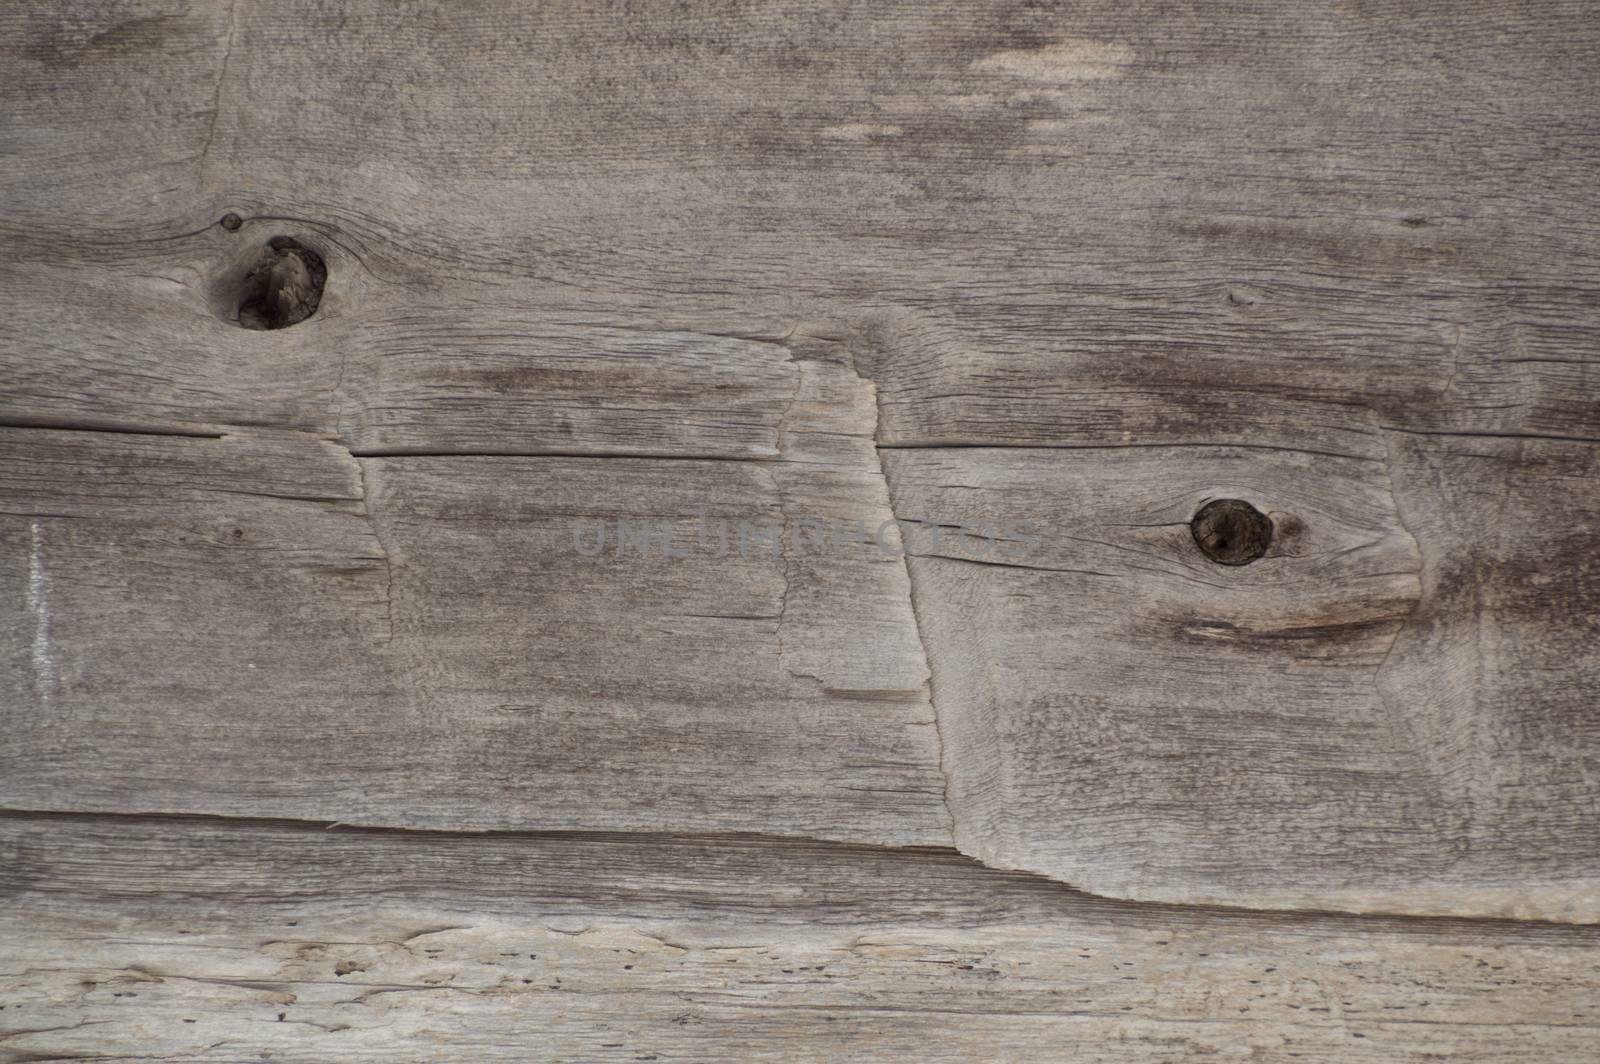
left=351, top=455, right=395, bottom=645
left=198, top=0, right=240, bottom=187
left=772, top=344, right=806, bottom=679
left=1379, top=427, right=1473, bottom=867
left=840, top=341, right=958, bottom=842
left=1376, top=429, right=1425, bottom=694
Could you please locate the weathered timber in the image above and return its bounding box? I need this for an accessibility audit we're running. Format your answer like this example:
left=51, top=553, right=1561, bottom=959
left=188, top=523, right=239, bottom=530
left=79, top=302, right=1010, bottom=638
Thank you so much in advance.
left=2, top=0, right=1599, bottom=1059
left=2, top=812, right=1599, bottom=1063
left=0, top=424, right=947, bottom=844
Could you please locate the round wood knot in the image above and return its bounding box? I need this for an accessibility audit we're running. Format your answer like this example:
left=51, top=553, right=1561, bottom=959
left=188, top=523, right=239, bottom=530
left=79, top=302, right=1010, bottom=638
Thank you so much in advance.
left=1190, top=499, right=1272, bottom=566
left=236, top=237, right=326, bottom=330
left=219, top=212, right=243, bottom=231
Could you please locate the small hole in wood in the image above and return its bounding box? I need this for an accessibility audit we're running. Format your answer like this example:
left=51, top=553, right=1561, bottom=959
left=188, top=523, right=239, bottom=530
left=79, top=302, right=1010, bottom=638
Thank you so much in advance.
left=235, top=236, right=326, bottom=330
left=1191, top=499, right=1272, bottom=566
left=219, top=212, right=242, bottom=231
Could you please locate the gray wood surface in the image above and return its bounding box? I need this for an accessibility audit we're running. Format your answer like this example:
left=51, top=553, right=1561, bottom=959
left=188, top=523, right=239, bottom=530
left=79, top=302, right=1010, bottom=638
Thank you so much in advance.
left=1, top=424, right=948, bottom=842
left=888, top=438, right=1600, bottom=919
left=3, top=0, right=1599, bottom=1059
left=5, top=811, right=1599, bottom=1063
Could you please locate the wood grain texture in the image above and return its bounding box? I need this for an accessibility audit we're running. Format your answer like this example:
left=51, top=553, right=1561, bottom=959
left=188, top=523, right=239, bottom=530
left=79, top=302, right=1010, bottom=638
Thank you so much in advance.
left=0, top=425, right=947, bottom=843
left=3, top=812, right=1599, bottom=1063
left=2, top=2, right=1600, bottom=1055
left=885, top=442, right=1600, bottom=919
left=1, top=0, right=1597, bottom=911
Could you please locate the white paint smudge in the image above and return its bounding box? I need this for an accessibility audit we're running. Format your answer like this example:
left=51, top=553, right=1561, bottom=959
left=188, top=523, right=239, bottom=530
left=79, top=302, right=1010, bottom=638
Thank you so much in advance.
left=972, top=38, right=1136, bottom=83
left=27, top=520, right=57, bottom=703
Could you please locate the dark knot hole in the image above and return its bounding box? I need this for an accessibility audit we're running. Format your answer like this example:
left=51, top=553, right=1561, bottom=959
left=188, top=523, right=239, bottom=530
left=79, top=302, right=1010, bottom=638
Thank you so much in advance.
left=1191, top=499, right=1273, bottom=566
left=237, top=237, right=326, bottom=330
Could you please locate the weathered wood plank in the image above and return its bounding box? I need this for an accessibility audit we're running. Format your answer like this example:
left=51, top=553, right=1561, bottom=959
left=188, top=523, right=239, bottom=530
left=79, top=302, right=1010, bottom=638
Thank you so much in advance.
left=7, top=0, right=1600, bottom=453
left=1, top=0, right=1597, bottom=923
left=884, top=440, right=1600, bottom=919
left=3, top=812, right=1599, bottom=1063
left=0, top=426, right=947, bottom=844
